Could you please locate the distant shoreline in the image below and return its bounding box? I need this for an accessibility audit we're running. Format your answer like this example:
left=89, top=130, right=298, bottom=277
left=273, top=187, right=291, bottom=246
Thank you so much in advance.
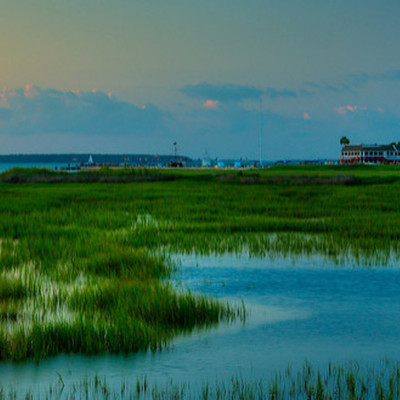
left=0, top=153, right=192, bottom=164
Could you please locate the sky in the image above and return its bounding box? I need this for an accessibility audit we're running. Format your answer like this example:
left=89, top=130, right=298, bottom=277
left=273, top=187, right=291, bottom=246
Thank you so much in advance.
left=1, top=0, right=400, bottom=160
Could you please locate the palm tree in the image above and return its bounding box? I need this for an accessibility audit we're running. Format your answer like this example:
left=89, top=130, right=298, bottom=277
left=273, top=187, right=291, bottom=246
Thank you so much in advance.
left=340, top=136, right=350, bottom=146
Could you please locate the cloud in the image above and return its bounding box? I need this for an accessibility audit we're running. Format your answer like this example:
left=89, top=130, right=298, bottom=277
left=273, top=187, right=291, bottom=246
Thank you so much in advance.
left=180, top=82, right=262, bottom=103
left=329, top=104, right=400, bottom=146
left=0, top=89, right=17, bottom=106
left=334, top=104, right=368, bottom=115
left=335, top=106, right=347, bottom=115
left=304, top=69, right=400, bottom=95
left=2, top=82, right=400, bottom=160
left=182, top=69, right=400, bottom=110
left=331, top=108, right=400, bottom=146
left=346, top=70, right=400, bottom=86
left=204, top=99, right=219, bottom=109
left=0, top=86, right=166, bottom=136
left=173, top=91, right=400, bottom=160
left=24, top=84, right=38, bottom=99
left=181, top=82, right=314, bottom=105
left=265, top=88, right=297, bottom=99
left=171, top=98, right=334, bottom=159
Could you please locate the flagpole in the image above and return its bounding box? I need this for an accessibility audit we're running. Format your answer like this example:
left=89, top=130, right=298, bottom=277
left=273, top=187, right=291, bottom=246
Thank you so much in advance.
left=259, top=96, right=263, bottom=167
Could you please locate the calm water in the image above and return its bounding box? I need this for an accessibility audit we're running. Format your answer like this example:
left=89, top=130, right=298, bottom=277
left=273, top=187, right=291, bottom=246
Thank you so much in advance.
left=0, top=162, right=65, bottom=173
left=1, top=255, right=400, bottom=390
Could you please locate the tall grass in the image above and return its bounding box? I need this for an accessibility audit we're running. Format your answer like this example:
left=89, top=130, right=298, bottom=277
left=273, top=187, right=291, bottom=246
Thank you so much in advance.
left=0, top=184, right=239, bottom=360
left=1, top=166, right=400, bottom=359
left=2, top=361, right=400, bottom=399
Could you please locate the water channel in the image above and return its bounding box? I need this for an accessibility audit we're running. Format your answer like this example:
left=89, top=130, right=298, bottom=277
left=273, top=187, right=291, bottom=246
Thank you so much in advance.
left=1, top=254, right=400, bottom=393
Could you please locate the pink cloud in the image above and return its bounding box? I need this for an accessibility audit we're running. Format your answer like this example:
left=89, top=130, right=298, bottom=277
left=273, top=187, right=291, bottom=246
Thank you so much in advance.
left=0, top=88, right=16, bottom=105
left=335, top=104, right=368, bottom=115
left=335, top=106, right=347, bottom=115
left=346, top=105, right=356, bottom=112
left=24, top=84, right=37, bottom=99
left=303, top=112, right=311, bottom=120
left=204, top=99, right=219, bottom=109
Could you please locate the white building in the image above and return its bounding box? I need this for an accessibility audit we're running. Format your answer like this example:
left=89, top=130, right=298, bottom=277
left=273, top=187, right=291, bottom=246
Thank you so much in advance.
left=341, top=143, right=400, bottom=163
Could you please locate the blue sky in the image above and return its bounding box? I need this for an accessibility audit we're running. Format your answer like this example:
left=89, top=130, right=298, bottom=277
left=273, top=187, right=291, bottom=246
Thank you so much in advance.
left=1, top=0, right=399, bottom=159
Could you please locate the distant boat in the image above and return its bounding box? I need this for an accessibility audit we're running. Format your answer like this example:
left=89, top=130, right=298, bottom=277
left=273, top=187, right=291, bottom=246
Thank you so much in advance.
left=87, top=155, right=94, bottom=165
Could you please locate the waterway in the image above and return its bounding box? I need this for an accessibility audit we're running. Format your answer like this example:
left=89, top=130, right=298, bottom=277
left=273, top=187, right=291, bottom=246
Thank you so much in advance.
left=1, top=254, right=400, bottom=393
left=0, top=162, right=64, bottom=173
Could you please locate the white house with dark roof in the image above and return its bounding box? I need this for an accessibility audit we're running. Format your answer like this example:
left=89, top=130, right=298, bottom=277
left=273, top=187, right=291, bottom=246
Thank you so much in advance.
left=341, top=143, right=400, bottom=163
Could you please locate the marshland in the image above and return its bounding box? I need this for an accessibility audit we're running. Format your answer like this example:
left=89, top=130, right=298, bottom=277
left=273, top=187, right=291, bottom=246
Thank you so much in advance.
left=1, top=165, right=400, bottom=398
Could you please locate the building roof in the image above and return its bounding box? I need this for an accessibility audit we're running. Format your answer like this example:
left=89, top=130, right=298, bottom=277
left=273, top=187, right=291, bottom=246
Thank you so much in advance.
left=361, top=144, right=396, bottom=152
left=341, top=145, right=362, bottom=151
left=342, top=143, right=397, bottom=152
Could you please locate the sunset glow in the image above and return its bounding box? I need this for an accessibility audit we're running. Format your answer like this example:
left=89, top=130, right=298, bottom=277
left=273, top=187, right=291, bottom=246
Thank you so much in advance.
left=24, top=84, right=37, bottom=99
left=204, top=99, right=219, bottom=109
left=0, top=0, right=398, bottom=158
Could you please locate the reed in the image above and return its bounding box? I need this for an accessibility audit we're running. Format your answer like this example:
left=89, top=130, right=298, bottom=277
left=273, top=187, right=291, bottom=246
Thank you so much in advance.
left=1, top=165, right=400, bottom=360
left=0, top=185, right=237, bottom=360
left=2, top=361, right=399, bottom=399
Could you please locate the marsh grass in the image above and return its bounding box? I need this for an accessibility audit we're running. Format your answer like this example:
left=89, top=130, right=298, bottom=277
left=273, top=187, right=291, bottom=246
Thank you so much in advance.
left=1, top=166, right=400, bottom=360
left=2, top=361, right=400, bottom=399
left=0, top=186, right=237, bottom=360
left=0, top=254, right=235, bottom=360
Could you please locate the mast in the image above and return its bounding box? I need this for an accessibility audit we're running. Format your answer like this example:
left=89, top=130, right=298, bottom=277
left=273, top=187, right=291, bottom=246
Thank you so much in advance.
left=259, top=96, right=263, bottom=167
left=173, top=142, right=177, bottom=163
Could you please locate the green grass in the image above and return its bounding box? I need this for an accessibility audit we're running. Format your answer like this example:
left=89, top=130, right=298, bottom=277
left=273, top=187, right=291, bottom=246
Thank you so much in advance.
left=0, top=182, right=240, bottom=360
left=1, top=165, right=400, bottom=360
left=2, top=361, right=400, bottom=399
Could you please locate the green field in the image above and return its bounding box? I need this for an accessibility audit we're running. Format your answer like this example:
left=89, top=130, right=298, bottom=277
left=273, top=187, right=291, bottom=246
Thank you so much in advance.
left=1, top=165, right=400, bottom=361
